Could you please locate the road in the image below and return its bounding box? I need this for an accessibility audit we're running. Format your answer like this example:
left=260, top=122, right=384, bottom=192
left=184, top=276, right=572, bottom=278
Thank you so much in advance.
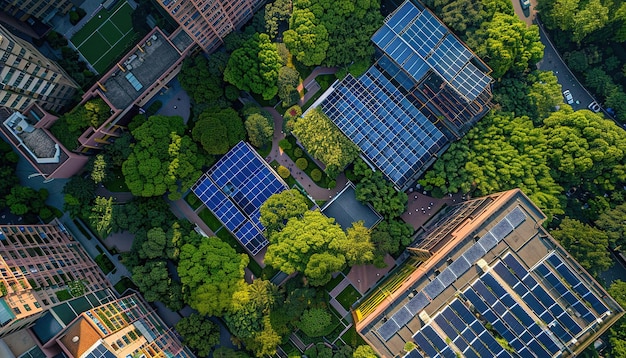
left=511, top=0, right=596, bottom=112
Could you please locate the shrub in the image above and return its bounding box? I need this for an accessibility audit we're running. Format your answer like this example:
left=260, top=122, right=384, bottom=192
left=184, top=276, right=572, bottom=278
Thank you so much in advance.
left=146, top=100, right=162, bottom=116
left=279, top=139, right=292, bottom=150
left=310, top=169, right=322, bottom=182
left=277, top=165, right=290, bottom=179
left=295, top=158, right=308, bottom=170
left=225, top=85, right=240, bottom=101
left=298, top=308, right=332, bottom=337
left=327, top=180, right=336, bottom=188
left=294, top=147, right=303, bottom=158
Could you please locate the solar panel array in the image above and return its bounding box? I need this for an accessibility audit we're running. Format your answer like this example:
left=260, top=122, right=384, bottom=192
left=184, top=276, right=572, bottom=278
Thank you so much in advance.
left=321, top=67, right=447, bottom=188
left=379, top=203, right=612, bottom=357
left=85, top=344, right=116, bottom=358
left=378, top=207, right=527, bottom=341
left=371, top=1, right=491, bottom=101
left=192, top=142, right=288, bottom=255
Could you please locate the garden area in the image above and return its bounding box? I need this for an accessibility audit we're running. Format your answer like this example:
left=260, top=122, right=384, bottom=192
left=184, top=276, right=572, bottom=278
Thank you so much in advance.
left=277, top=136, right=336, bottom=188
left=336, top=284, right=362, bottom=311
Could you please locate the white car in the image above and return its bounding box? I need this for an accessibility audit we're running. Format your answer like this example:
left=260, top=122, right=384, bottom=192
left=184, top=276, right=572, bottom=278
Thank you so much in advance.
left=563, top=90, right=574, bottom=105
left=520, top=0, right=531, bottom=9
left=588, top=101, right=601, bottom=113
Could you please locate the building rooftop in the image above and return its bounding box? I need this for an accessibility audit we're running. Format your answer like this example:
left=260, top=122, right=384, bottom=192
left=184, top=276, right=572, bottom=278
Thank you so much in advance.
left=192, top=141, right=289, bottom=255
left=356, top=189, right=623, bottom=357
left=59, top=317, right=102, bottom=358
left=100, top=29, right=181, bottom=109
left=321, top=183, right=382, bottom=230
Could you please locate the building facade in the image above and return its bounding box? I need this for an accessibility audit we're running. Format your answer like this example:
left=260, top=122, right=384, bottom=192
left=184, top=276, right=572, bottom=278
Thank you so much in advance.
left=55, top=294, right=195, bottom=358
left=355, top=189, right=623, bottom=357
left=0, top=0, right=73, bottom=23
left=156, top=0, right=263, bottom=53
left=0, top=24, right=79, bottom=112
left=0, top=220, right=111, bottom=338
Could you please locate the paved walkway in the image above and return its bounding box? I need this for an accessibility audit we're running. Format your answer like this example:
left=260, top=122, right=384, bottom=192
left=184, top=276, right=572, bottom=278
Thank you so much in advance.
left=346, top=254, right=397, bottom=295
left=296, top=67, right=338, bottom=106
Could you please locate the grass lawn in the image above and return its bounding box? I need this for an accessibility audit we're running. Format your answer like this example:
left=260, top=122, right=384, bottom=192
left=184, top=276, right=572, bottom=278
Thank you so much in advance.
left=325, top=273, right=345, bottom=291
left=55, top=289, right=72, bottom=302
left=216, top=229, right=245, bottom=254
left=197, top=208, right=222, bottom=232
left=341, top=326, right=367, bottom=348
left=255, top=144, right=272, bottom=159
left=104, top=166, right=129, bottom=192
left=113, top=276, right=137, bottom=294
left=336, top=284, right=362, bottom=311
left=94, top=254, right=115, bottom=274
left=184, top=192, right=202, bottom=210
left=71, top=1, right=135, bottom=73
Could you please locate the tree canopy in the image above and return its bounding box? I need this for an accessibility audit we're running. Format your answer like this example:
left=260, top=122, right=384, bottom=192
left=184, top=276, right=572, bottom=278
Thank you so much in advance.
left=224, top=33, right=282, bottom=100
left=550, top=218, right=612, bottom=275
left=283, top=3, right=329, bottom=66
left=176, top=314, right=220, bottom=357
left=178, top=54, right=228, bottom=107
left=192, top=108, right=245, bottom=155
left=259, top=189, right=310, bottom=234
left=245, top=112, right=274, bottom=148
left=265, top=210, right=374, bottom=286
left=292, top=108, right=360, bottom=178
left=123, top=115, right=206, bottom=199
left=178, top=238, right=249, bottom=316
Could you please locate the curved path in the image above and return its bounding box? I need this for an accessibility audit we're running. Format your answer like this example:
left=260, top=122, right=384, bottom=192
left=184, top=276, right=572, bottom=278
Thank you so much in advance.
left=262, top=66, right=349, bottom=202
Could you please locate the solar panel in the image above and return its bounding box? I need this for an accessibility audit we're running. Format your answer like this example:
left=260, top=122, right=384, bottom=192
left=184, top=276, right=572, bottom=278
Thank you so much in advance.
left=503, top=254, right=528, bottom=278
left=478, top=232, right=498, bottom=252
left=321, top=68, right=447, bottom=188
left=506, top=206, right=526, bottom=228
left=392, top=306, right=412, bottom=327
left=404, top=349, right=424, bottom=358
left=406, top=292, right=430, bottom=315
left=378, top=319, right=400, bottom=341
left=490, top=219, right=514, bottom=241
left=493, top=262, right=519, bottom=288
left=413, top=331, right=439, bottom=357
left=192, top=142, right=288, bottom=255
left=423, top=277, right=445, bottom=299
left=422, top=325, right=448, bottom=351
left=462, top=243, right=486, bottom=264
left=437, top=267, right=456, bottom=287
left=434, top=314, right=458, bottom=339
left=448, top=255, right=471, bottom=277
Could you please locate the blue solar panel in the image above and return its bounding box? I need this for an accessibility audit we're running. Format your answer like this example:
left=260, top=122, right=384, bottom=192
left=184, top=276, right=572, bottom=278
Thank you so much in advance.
left=448, top=255, right=471, bottom=277
left=422, top=325, right=448, bottom=351
left=321, top=67, right=447, bottom=188
left=503, top=254, right=528, bottom=278
left=438, top=268, right=456, bottom=287
left=537, top=332, right=560, bottom=355
left=391, top=306, right=412, bottom=327
left=404, top=349, right=423, bottom=358
left=442, top=306, right=465, bottom=332
left=434, top=314, right=458, bottom=339
left=462, top=243, right=486, bottom=264
left=413, top=331, right=439, bottom=357
left=527, top=339, right=551, bottom=358
left=478, top=232, right=498, bottom=252
left=473, top=280, right=498, bottom=305
left=423, top=277, right=445, bottom=299
left=490, top=219, right=514, bottom=241
left=378, top=319, right=399, bottom=341
left=192, top=142, right=288, bottom=255
left=406, top=292, right=429, bottom=315
left=85, top=344, right=116, bottom=358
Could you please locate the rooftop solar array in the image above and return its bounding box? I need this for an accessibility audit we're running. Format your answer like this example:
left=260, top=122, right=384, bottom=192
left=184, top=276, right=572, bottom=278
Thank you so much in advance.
left=371, top=0, right=491, bottom=101
left=378, top=207, right=527, bottom=340
left=192, top=142, right=288, bottom=255
left=321, top=67, right=447, bottom=188
left=377, top=205, right=613, bottom=357
left=85, top=343, right=116, bottom=358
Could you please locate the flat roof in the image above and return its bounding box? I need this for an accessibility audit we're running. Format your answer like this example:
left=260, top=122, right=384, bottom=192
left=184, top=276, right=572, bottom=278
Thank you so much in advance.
left=357, top=189, right=624, bottom=357
left=101, top=29, right=181, bottom=109
left=321, top=183, right=382, bottom=230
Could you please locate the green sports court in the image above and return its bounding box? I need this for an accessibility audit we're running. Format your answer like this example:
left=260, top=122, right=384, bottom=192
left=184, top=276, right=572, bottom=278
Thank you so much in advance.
left=70, top=1, right=136, bottom=74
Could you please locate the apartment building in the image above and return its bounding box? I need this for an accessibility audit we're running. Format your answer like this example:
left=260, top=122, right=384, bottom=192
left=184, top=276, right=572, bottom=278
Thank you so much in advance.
left=0, top=220, right=111, bottom=339
left=0, top=0, right=73, bottom=23
left=156, top=0, right=263, bottom=53
left=0, top=24, right=79, bottom=112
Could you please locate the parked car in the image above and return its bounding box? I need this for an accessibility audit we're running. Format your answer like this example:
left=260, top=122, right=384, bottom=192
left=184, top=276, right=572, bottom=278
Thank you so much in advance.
left=588, top=101, right=601, bottom=113
left=520, top=0, right=531, bottom=9
left=563, top=90, right=574, bottom=105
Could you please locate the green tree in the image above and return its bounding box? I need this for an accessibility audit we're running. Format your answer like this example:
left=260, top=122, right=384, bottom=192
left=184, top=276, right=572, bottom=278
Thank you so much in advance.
left=353, top=345, right=377, bottom=358
left=550, top=218, right=611, bottom=275
left=193, top=108, right=245, bottom=155
left=224, top=33, right=282, bottom=100
left=247, top=316, right=282, bottom=357
left=175, top=314, right=220, bottom=357
left=278, top=66, right=301, bottom=106
left=123, top=115, right=206, bottom=199
left=298, top=308, right=332, bottom=337
left=89, top=196, right=113, bottom=238
left=596, top=203, right=626, bottom=248
left=132, top=260, right=175, bottom=303
left=179, top=55, right=227, bottom=106
left=103, top=132, right=133, bottom=168
left=91, top=154, right=107, bottom=184
left=608, top=280, right=626, bottom=357
left=260, top=189, right=310, bottom=234
left=468, top=13, right=544, bottom=78
left=266, top=211, right=348, bottom=286
left=292, top=108, right=360, bottom=177
left=214, top=348, right=250, bottom=358
left=265, top=0, right=292, bottom=38
left=283, top=5, right=329, bottom=66
left=5, top=186, right=48, bottom=217
left=339, top=221, right=375, bottom=266
left=572, top=0, right=609, bottom=42
left=352, top=159, right=408, bottom=219
left=178, top=238, right=249, bottom=316
left=245, top=113, right=274, bottom=148
left=527, top=71, right=563, bottom=121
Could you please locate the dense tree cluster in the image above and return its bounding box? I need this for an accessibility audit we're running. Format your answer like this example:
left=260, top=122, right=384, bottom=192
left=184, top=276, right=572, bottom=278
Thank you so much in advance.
left=283, top=4, right=329, bottom=66
left=123, top=115, right=206, bottom=200
left=178, top=54, right=229, bottom=108
left=265, top=211, right=374, bottom=286
left=175, top=314, right=221, bottom=357
left=224, top=33, right=282, bottom=100
left=292, top=108, right=360, bottom=178
left=259, top=189, right=310, bottom=235
left=192, top=108, right=245, bottom=155
left=49, top=98, right=112, bottom=150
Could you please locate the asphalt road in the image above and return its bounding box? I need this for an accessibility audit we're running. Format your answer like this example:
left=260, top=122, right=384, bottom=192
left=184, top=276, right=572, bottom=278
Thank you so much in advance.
left=511, top=0, right=596, bottom=112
